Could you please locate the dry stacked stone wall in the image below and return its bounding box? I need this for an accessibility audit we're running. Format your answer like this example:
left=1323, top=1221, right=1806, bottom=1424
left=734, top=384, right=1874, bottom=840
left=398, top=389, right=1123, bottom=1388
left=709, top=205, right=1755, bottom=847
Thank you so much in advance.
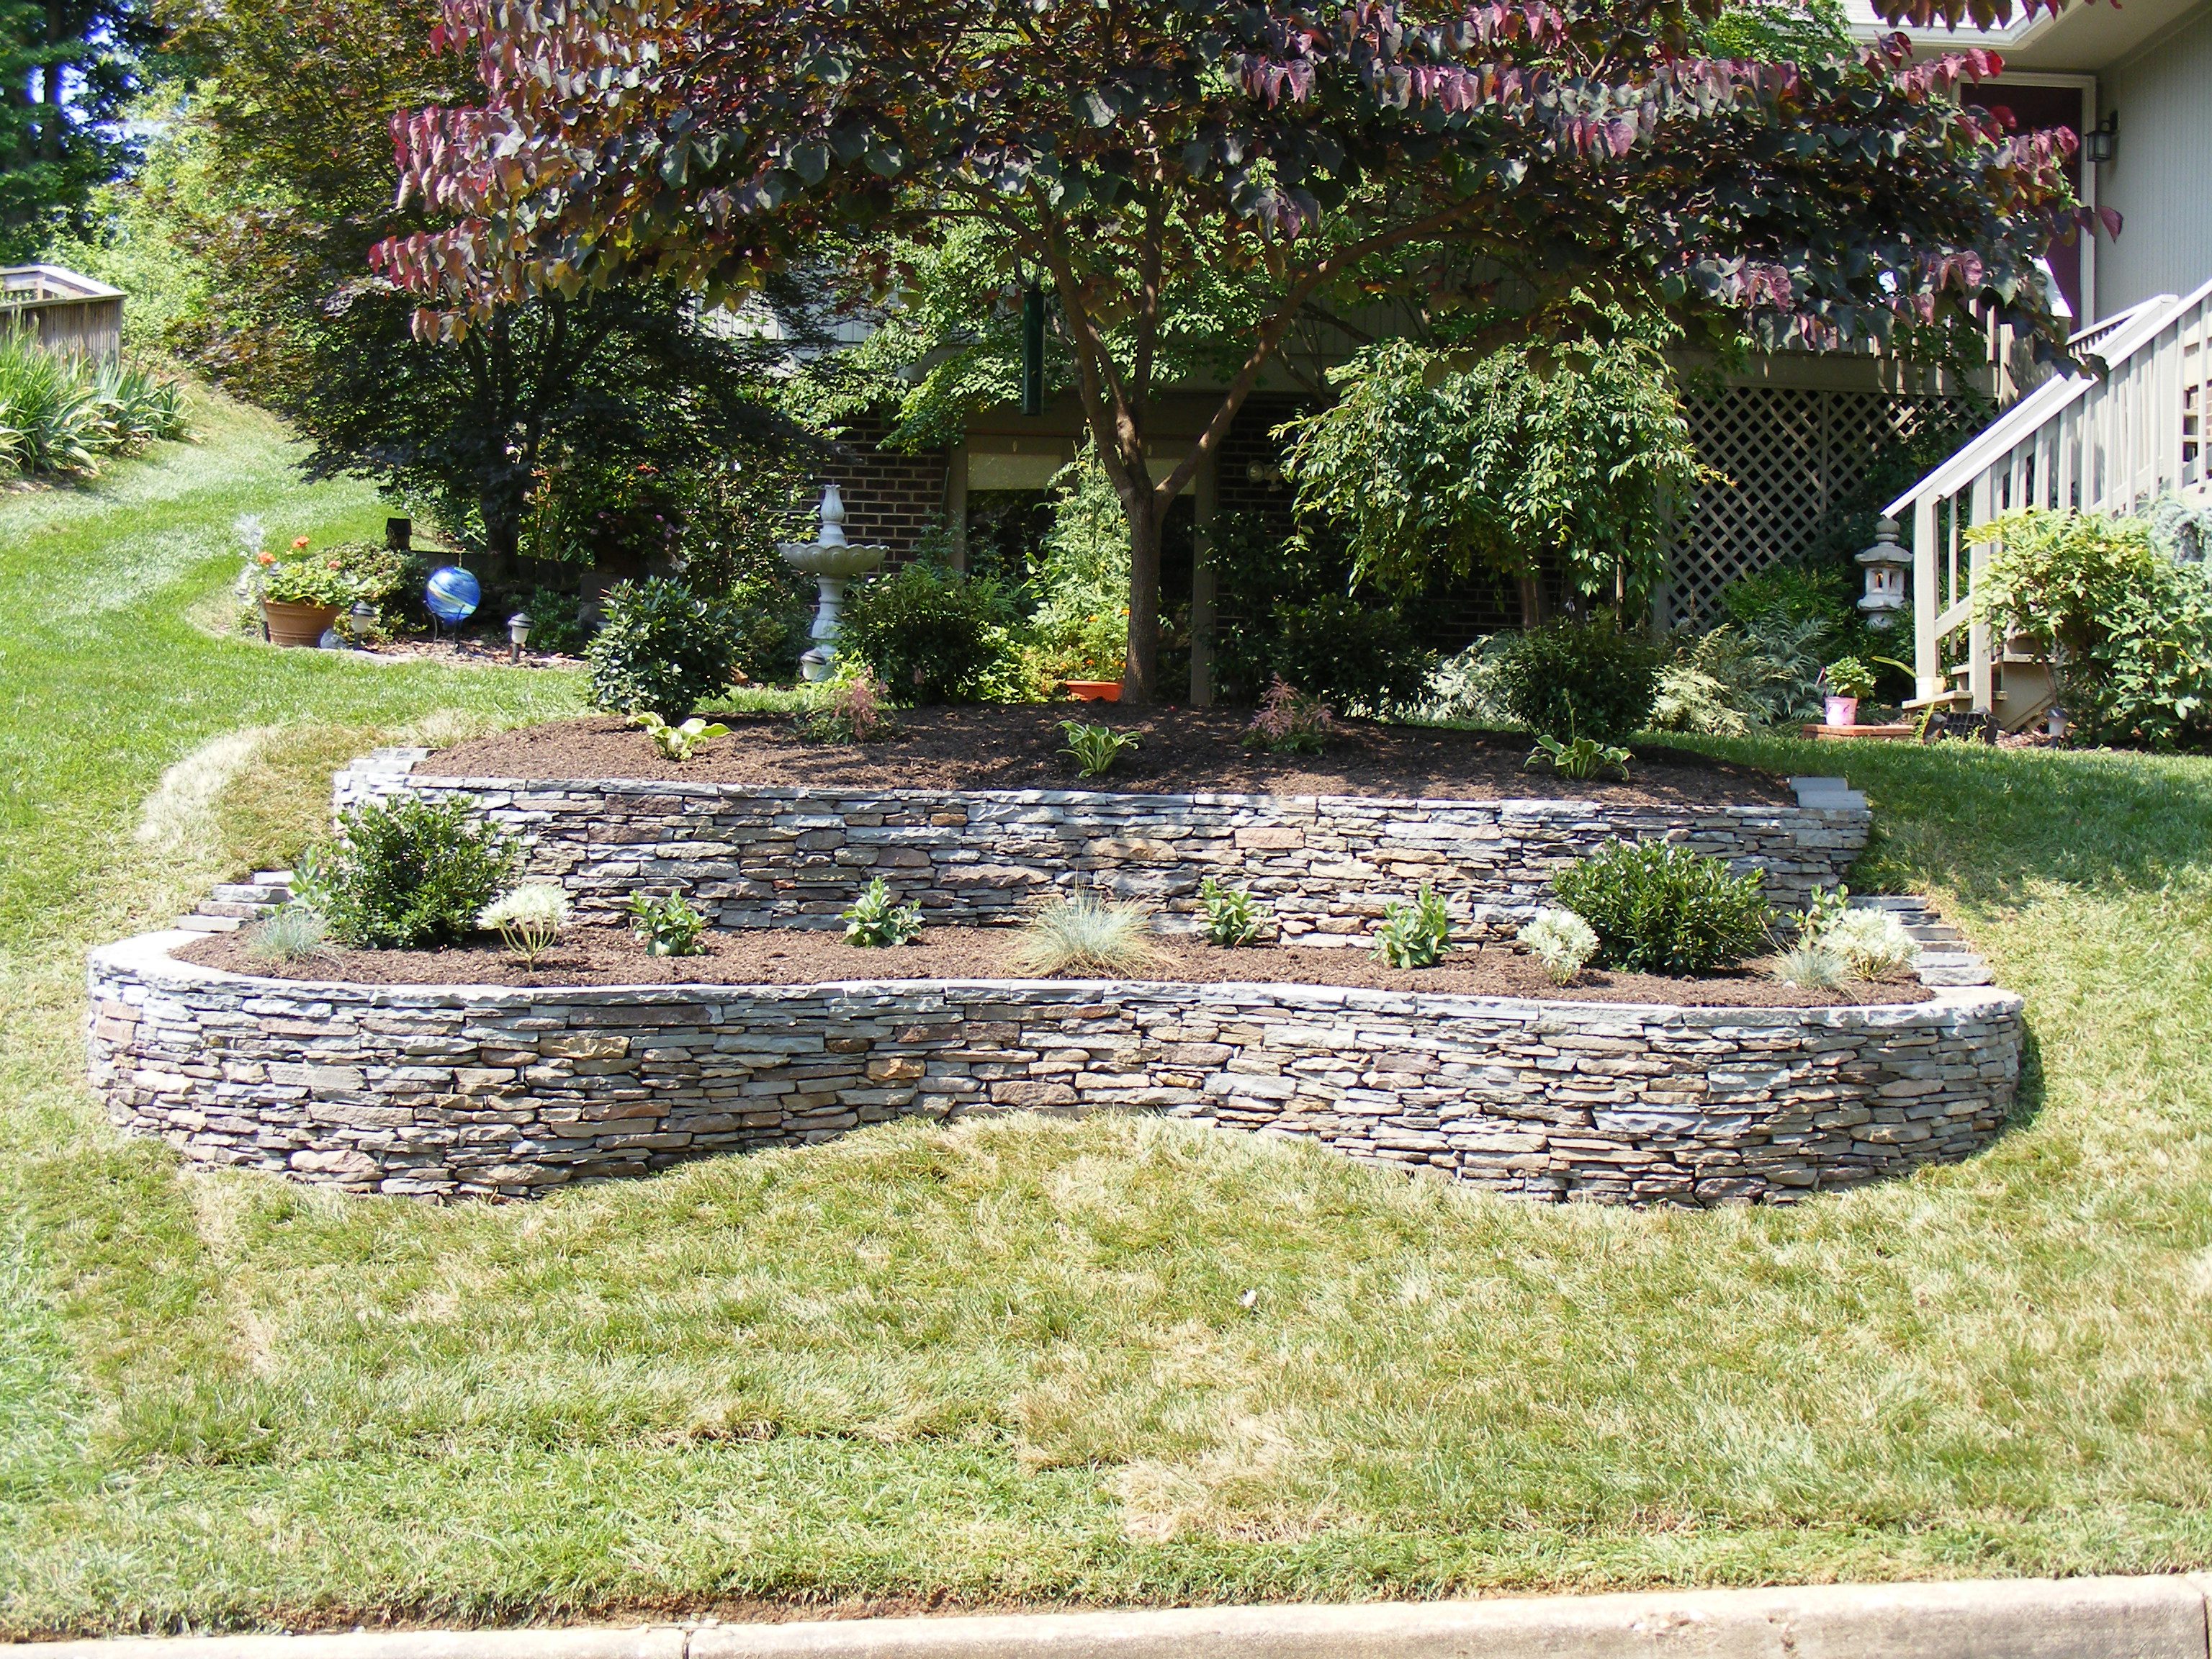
left=88, top=932, right=2022, bottom=1205
left=337, top=752, right=1871, bottom=946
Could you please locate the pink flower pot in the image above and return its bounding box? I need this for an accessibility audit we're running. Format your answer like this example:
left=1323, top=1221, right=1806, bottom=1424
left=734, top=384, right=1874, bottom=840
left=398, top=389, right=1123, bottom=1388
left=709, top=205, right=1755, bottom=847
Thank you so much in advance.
left=1824, top=695, right=1860, bottom=729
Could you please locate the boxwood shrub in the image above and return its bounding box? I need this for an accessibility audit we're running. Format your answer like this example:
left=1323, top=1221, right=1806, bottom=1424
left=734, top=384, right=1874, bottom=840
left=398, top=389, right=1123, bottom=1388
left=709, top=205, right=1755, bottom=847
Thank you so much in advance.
left=1550, top=840, right=1773, bottom=976
left=297, top=795, right=519, bottom=950
left=585, top=578, right=738, bottom=719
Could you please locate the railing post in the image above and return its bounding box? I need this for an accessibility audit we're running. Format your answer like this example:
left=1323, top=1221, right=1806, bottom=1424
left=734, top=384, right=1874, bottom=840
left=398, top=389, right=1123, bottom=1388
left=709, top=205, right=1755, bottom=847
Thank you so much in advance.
left=1914, top=494, right=1942, bottom=701
left=1968, top=474, right=1994, bottom=714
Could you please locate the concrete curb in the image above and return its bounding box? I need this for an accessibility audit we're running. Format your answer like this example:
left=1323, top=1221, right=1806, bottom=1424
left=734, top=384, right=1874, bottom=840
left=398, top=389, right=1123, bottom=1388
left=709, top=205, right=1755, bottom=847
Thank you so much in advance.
left=19, top=1576, right=2212, bottom=1659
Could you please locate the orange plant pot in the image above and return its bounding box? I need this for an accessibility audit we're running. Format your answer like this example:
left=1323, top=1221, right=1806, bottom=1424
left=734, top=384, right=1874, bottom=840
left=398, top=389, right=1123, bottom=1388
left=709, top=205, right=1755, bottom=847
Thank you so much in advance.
left=1064, top=680, right=1123, bottom=703
left=262, top=601, right=341, bottom=647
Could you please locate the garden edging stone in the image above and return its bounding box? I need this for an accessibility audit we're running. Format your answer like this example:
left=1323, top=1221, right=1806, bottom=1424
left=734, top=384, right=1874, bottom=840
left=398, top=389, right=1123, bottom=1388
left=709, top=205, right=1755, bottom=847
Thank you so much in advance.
left=333, top=750, right=1871, bottom=945
left=17, top=1575, right=2212, bottom=1659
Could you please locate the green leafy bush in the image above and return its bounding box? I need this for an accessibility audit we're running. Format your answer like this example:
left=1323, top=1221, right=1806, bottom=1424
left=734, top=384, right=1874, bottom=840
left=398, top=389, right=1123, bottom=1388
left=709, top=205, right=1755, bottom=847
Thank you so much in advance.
left=1974, top=508, right=2212, bottom=750
left=296, top=796, right=520, bottom=950
left=842, top=878, right=924, bottom=948
left=1372, top=886, right=1454, bottom=969
left=586, top=578, right=738, bottom=720
left=515, top=585, right=590, bottom=655
left=1197, top=876, right=1268, bottom=948
left=839, top=562, right=1013, bottom=703
left=1494, top=620, right=1660, bottom=742
left=1550, top=841, right=1772, bottom=976
left=629, top=891, right=708, bottom=956
left=1254, top=596, right=1437, bottom=716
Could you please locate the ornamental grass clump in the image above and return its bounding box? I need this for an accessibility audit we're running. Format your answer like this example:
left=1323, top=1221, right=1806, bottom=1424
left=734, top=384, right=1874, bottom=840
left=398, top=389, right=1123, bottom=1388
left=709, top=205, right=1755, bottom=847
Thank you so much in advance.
left=1015, top=889, right=1161, bottom=978
left=1197, top=876, right=1268, bottom=948
left=1516, top=906, right=1597, bottom=986
left=1808, top=906, right=1921, bottom=979
left=478, top=884, right=572, bottom=966
left=1773, top=940, right=1848, bottom=990
left=1550, top=840, right=1772, bottom=976
left=295, top=796, right=519, bottom=950
left=1372, top=886, right=1454, bottom=969
left=248, top=905, right=333, bottom=966
left=842, top=878, right=924, bottom=948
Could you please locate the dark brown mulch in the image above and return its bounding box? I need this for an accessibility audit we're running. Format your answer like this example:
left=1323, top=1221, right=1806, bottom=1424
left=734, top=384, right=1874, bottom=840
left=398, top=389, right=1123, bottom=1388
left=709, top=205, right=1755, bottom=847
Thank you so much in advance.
left=180, top=923, right=1928, bottom=1007
left=418, top=709, right=1797, bottom=806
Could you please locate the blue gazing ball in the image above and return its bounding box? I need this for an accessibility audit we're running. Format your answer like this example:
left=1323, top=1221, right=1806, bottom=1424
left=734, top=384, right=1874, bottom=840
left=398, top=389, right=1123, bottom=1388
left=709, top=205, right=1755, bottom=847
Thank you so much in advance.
left=424, top=565, right=482, bottom=625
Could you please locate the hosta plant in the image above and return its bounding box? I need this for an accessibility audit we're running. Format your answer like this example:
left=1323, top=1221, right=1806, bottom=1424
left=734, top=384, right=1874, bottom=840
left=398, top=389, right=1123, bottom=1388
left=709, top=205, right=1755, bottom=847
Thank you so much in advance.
left=1197, top=876, right=1268, bottom=948
left=1526, top=732, right=1634, bottom=782
left=1516, top=906, right=1598, bottom=986
left=843, top=878, right=924, bottom=948
left=1373, top=886, right=1454, bottom=969
left=1058, top=719, right=1140, bottom=778
left=632, top=711, right=730, bottom=760
left=478, top=884, right=572, bottom=966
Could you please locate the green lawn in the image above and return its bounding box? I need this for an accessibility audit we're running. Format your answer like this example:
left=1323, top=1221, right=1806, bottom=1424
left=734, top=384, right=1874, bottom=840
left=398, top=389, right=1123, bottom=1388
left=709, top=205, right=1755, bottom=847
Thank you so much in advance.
left=4, top=397, right=2212, bottom=1635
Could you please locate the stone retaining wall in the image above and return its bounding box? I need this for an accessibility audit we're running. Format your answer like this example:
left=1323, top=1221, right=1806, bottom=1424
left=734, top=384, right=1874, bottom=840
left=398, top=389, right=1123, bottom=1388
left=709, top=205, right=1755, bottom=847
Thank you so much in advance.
left=336, top=752, right=1871, bottom=945
left=88, top=932, right=2020, bottom=1206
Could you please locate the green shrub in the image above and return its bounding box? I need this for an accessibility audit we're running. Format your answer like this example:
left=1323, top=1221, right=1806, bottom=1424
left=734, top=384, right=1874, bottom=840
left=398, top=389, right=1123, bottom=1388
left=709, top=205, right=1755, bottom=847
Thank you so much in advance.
left=296, top=796, right=520, bottom=950
left=629, top=890, right=708, bottom=956
left=1973, top=508, right=2212, bottom=750
left=323, top=541, right=431, bottom=631
left=1494, top=620, right=1661, bottom=742
left=1550, top=841, right=1772, bottom=976
left=586, top=578, right=738, bottom=720
left=727, top=575, right=812, bottom=684
left=1242, top=595, right=1436, bottom=716
left=842, top=878, right=924, bottom=948
left=1372, top=886, right=1454, bottom=969
left=515, top=585, right=590, bottom=655
left=1197, top=876, right=1268, bottom=948
left=838, top=562, right=1013, bottom=703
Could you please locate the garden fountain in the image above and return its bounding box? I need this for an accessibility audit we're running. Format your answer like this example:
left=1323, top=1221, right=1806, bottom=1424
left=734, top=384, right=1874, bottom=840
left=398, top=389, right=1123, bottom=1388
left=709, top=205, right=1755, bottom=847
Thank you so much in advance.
left=779, top=483, right=885, bottom=682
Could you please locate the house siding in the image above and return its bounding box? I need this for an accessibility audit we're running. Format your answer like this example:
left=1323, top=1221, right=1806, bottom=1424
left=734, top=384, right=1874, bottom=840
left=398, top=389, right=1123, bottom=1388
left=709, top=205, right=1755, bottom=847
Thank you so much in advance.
left=2096, top=2, right=2212, bottom=318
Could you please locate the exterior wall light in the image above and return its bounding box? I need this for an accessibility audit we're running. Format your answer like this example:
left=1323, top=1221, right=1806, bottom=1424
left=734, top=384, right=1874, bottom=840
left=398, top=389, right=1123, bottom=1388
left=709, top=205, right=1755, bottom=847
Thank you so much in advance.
left=2085, top=111, right=2118, bottom=165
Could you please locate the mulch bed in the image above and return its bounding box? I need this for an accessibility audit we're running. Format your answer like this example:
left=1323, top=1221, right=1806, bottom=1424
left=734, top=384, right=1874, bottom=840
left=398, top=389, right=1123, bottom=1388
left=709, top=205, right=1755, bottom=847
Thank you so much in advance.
left=181, top=923, right=1928, bottom=1008
left=418, top=709, right=1797, bottom=806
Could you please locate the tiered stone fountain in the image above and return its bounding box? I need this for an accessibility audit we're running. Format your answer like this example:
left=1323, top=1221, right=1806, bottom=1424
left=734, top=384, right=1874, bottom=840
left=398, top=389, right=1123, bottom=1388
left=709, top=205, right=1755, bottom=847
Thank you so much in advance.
left=779, top=483, right=886, bottom=683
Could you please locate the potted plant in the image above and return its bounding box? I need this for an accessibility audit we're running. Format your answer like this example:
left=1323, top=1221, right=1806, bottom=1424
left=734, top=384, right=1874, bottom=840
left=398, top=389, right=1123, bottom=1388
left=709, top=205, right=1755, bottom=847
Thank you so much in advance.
left=1822, top=655, right=1876, bottom=728
left=256, top=538, right=359, bottom=646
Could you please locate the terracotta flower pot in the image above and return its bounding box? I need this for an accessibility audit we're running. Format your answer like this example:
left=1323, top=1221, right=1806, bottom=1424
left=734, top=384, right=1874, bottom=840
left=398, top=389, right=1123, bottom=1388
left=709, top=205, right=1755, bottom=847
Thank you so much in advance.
left=1824, top=695, right=1860, bottom=729
left=1064, top=680, right=1123, bottom=703
left=263, top=599, right=341, bottom=647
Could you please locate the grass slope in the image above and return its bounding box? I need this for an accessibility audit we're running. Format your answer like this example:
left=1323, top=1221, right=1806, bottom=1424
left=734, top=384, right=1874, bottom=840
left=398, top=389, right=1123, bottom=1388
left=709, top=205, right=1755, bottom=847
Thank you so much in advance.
left=3, top=401, right=2211, bottom=1632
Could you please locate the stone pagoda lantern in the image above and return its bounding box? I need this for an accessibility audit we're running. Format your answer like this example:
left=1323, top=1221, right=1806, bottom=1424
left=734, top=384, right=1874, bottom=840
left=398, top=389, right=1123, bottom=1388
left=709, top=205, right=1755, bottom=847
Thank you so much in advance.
left=778, top=483, right=886, bottom=682
left=1856, top=517, right=1910, bottom=631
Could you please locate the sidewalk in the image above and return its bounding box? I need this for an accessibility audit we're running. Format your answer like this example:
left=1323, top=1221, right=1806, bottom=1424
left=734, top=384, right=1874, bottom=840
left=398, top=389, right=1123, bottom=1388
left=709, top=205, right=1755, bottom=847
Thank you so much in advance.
left=17, top=1575, right=2212, bottom=1659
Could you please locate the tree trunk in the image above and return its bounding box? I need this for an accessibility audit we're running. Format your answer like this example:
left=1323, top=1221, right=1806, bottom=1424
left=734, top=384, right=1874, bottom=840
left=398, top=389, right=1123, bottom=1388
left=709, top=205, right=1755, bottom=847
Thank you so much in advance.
left=1122, top=490, right=1164, bottom=704
left=1517, top=574, right=1545, bottom=629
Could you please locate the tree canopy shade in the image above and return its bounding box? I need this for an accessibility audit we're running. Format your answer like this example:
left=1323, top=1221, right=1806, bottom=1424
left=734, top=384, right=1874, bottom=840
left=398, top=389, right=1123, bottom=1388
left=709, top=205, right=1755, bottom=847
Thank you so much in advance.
left=377, top=0, right=2106, bottom=701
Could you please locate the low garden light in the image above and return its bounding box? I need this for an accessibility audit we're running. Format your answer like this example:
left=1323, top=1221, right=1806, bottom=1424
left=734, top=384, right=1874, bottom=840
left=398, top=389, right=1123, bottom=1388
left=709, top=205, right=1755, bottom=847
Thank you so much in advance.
left=349, top=600, right=376, bottom=646
left=508, top=611, right=532, bottom=661
left=1856, top=518, right=1910, bottom=631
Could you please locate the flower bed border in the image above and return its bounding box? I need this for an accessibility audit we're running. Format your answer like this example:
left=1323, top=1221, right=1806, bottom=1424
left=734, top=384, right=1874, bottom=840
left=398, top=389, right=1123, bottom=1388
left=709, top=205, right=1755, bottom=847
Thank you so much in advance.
left=336, top=750, right=1871, bottom=947
left=88, top=928, right=2021, bottom=1207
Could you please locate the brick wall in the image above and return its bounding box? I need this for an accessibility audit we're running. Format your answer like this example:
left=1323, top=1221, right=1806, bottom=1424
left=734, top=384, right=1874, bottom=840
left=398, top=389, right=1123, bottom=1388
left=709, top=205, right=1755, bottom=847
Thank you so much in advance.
left=821, top=413, right=950, bottom=564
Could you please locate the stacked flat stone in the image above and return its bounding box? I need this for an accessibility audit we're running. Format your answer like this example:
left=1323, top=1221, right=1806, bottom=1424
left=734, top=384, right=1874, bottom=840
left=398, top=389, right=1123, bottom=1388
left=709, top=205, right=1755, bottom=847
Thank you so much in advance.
left=87, top=924, right=2021, bottom=1206
left=336, top=751, right=1871, bottom=947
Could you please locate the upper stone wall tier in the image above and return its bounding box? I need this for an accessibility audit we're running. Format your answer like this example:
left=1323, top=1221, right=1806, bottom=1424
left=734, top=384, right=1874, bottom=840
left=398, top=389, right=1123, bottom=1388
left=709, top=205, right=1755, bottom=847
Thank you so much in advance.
left=336, top=751, right=1871, bottom=946
left=87, top=931, right=2020, bottom=1208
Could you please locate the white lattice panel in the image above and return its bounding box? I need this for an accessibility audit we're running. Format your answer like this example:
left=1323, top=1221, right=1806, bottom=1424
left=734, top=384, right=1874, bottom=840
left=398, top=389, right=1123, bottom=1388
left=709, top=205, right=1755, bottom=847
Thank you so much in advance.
left=1663, top=387, right=1977, bottom=624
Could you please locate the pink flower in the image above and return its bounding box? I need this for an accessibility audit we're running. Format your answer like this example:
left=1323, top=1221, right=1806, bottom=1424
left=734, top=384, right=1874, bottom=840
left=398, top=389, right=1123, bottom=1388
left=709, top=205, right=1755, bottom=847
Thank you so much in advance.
left=291, top=536, right=310, bottom=549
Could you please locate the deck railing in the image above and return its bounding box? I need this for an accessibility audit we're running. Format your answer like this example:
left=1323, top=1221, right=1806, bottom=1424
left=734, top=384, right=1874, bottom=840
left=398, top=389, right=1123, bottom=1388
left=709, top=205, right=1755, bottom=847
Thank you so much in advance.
left=1885, top=276, right=2212, bottom=717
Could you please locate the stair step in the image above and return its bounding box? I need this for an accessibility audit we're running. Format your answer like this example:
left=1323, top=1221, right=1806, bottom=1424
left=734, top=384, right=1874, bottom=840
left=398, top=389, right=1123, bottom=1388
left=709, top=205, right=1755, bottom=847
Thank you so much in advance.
left=210, top=884, right=284, bottom=904
left=176, top=914, right=243, bottom=933
left=196, top=900, right=279, bottom=920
